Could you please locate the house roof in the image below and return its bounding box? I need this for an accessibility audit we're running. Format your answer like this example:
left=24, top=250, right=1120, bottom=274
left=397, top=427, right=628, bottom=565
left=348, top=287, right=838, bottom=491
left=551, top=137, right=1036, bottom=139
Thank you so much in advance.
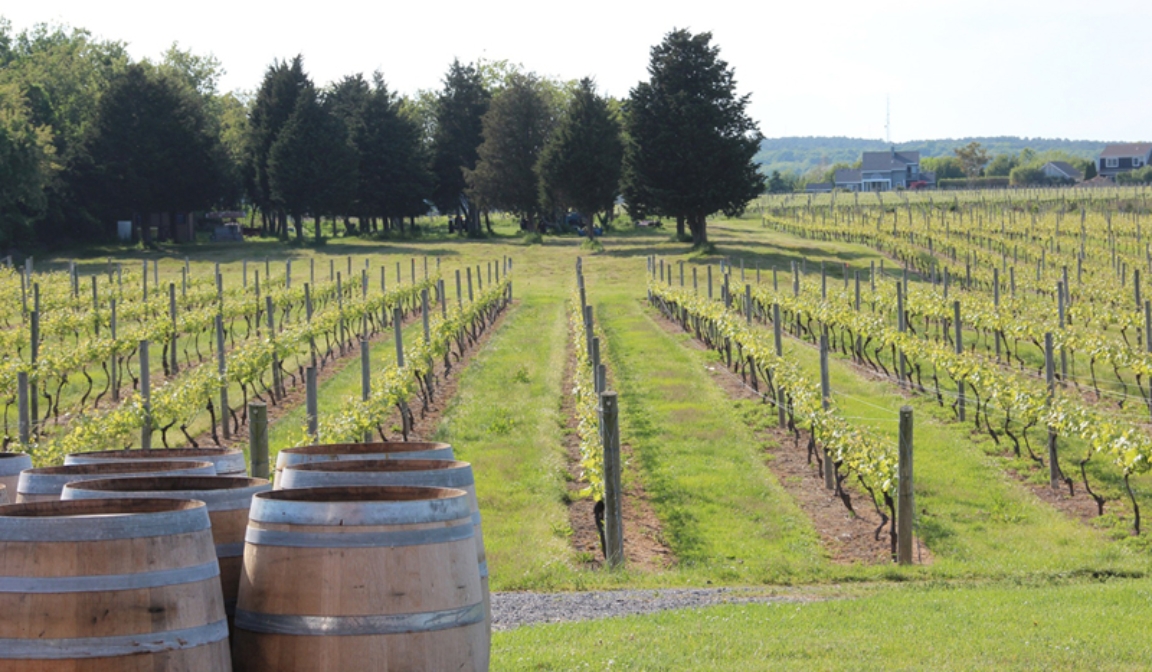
left=861, top=150, right=920, bottom=171
left=834, top=169, right=862, bottom=183
left=1044, top=161, right=1083, bottom=180
left=806, top=182, right=833, bottom=192
left=1099, top=143, right=1152, bottom=158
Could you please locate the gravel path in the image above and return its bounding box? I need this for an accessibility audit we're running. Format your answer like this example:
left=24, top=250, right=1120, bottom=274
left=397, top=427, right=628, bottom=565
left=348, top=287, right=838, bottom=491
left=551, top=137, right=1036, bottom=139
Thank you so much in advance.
left=491, top=588, right=806, bottom=631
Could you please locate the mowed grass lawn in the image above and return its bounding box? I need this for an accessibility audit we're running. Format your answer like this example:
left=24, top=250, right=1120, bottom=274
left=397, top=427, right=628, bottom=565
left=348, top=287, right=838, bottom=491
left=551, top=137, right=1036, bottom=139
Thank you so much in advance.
left=494, top=577, right=1152, bottom=671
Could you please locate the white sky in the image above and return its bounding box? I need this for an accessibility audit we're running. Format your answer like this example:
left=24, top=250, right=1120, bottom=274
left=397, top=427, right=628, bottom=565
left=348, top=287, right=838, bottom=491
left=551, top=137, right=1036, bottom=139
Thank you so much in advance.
left=6, top=0, right=1151, bottom=142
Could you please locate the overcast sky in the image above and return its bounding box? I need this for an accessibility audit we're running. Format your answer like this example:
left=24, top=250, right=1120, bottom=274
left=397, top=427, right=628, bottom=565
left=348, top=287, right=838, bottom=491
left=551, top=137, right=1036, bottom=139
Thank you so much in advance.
left=6, top=0, right=1150, bottom=142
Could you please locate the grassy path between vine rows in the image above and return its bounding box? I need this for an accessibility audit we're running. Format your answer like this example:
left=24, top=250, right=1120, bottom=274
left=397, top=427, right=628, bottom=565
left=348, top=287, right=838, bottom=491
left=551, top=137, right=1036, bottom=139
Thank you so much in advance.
left=493, top=577, right=1152, bottom=670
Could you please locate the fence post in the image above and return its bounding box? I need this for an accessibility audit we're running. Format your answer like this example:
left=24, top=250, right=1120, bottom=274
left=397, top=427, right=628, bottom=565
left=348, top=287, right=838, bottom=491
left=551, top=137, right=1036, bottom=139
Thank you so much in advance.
left=216, top=314, right=230, bottom=440
left=897, top=406, right=914, bottom=565
left=394, top=307, right=405, bottom=368
left=29, top=309, right=39, bottom=431
left=456, top=270, right=463, bottom=308
left=1045, top=332, right=1060, bottom=489
left=773, top=303, right=786, bottom=427
left=820, top=329, right=835, bottom=490
left=954, top=301, right=965, bottom=422
left=249, top=402, right=269, bottom=479
left=140, top=340, right=151, bottom=450
left=17, top=371, right=29, bottom=446
left=306, top=366, right=318, bottom=441
left=266, top=296, right=280, bottom=399
left=601, top=390, right=624, bottom=568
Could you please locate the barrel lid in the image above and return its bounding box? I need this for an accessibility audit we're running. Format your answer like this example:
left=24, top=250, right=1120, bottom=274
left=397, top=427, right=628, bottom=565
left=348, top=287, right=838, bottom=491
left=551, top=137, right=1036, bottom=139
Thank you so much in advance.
left=0, top=452, right=33, bottom=476
left=62, top=476, right=271, bottom=510
left=18, top=461, right=217, bottom=496
left=250, top=485, right=471, bottom=526
left=281, top=459, right=473, bottom=490
left=0, top=498, right=211, bottom=541
left=65, top=448, right=246, bottom=473
left=276, top=442, right=454, bottom=469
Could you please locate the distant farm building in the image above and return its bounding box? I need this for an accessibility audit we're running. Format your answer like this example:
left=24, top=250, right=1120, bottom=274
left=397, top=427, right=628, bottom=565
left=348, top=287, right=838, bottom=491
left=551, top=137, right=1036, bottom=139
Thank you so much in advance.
left=1039, top=161, right=1083, bottom=182
left=1097, top=143, right=1152, bottom=178
left=805, top=182, right=833, bottom=193
left=833, top=149, right=935, bottom=192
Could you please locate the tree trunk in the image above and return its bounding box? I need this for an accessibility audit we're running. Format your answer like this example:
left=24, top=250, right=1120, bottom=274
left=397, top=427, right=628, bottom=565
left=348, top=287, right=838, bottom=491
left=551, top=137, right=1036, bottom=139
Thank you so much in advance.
left=690, top=213, right=707, bottom=246
left=485, top=210, right=493, bottom=235
left=315, top=214, right=322, bottom=243
left=676, top=215, right=685, bottom=239
left=295, top=213, right=303, bottom=242
left=587, top=212, right=594, bottom=241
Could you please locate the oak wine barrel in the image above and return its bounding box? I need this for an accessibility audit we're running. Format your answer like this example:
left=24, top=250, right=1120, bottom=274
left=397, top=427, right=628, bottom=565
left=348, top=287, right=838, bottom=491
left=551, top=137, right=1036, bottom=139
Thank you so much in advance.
left=233, top=485, right=486, bottom=671
left=0, top=497, right=231, bottom=670
left=16, top=460, right=216, bottom=503
left=280, top=458, right=491, bottom=667
left=61, top=475, right=271, bottom=621
left=65, top=447, right=247, bottom=476
left=272, top=441, right=454, bottom=488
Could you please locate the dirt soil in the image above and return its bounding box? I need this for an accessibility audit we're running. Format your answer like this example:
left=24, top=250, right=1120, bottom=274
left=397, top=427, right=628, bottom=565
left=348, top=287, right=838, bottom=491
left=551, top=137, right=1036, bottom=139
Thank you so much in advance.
left=560, top=338, right=674, bottom=571
left=196, top=302, right=511, bottom=449
left=651, top=306, right=932, bottom=566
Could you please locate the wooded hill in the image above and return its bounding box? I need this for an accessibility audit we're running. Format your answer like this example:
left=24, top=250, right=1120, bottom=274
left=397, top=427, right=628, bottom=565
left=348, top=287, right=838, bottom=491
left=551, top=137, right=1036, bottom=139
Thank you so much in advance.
left=757, top=136, right=1111, bottom=177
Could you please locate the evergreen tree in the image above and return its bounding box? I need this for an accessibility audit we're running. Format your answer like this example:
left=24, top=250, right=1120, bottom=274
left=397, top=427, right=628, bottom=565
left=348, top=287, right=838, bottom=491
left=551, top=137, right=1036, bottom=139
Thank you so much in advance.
left=537, top=78, right=622, bottom=239
left=622, top=29, right=764, bottom=246
left=430, top=60, right=489, bottom=233
left=267, top=84, right=356, bottom=242
left=247, top=56, right=310, bottom=236
left=465, top=71, right=555, bottom=230
left=79, top=63, right=227, bottom=241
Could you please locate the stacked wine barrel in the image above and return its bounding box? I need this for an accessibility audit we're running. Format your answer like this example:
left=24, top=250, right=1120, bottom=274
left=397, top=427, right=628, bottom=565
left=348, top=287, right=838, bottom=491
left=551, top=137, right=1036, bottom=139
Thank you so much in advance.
left=0, top=442, right=491, bottom=671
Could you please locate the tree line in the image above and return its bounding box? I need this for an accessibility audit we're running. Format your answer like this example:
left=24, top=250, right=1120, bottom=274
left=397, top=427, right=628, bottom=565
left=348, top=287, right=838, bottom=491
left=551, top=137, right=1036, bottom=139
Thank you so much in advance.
left=0, top=19, right=763, bottom=249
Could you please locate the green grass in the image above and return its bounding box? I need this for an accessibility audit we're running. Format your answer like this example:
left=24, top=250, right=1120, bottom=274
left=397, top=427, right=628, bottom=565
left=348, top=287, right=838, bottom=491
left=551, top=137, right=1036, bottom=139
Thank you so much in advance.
left=493, top=577, right=1152, bottom=670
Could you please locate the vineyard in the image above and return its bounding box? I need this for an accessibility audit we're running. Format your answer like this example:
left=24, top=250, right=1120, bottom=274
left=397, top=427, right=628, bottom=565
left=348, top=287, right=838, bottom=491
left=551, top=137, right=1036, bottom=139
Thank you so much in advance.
left=6, top=194, right=1152, bottom=668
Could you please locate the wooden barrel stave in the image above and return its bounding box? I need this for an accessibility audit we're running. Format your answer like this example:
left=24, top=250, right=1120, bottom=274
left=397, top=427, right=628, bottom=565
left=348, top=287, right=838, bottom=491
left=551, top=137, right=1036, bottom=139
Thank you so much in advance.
left=60, top=475, right=271, bottom=620
left=233, top=486, right=486, bottom=672
left=279, top=458, right=491, bottom=667
left=0, top=498, right=231, bottom=671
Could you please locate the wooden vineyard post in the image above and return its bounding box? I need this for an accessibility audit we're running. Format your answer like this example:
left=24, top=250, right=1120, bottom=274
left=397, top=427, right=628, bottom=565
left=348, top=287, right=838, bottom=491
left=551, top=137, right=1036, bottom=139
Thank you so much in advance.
left=467, top=268, right=474, bottom=303
left=773, top=303, right=786, bottom=427
left=249, top=402, right=269, bottom=479
left=693, top=267, right=698, bottom=294
left=266, top=296, right=281, bottom=399
left=820, top=329, right=835, bottom=490
left=896, top=282, right=907, bottom=387
left=169, top=283, right=178, bottom=374
left=993, top=268, right=1001, bottom=361
left=439, top=280, right=447, bottom=319
left=600, top=390, right=624, bottom=568
left=745, top=284, right=752, bottom=324
left=216, top=314, right=230, bottom=441
left=394, top=307, right=405, bottom=369
left=29, top=308, right=39, bottom=431
left=1146, top=301, right=1152, bottom=422
left=707, top=265, right=713, bottom=299
left=1045, top=332, right=1060, bottom=489
left=1057, top=281, right=1068, bottom=381
left=306, top=366, right=318, bottom=441
left=897, top=406, right=915, bottom=565
left=110, top=299, right=119, bottom=402
left=361, top=340, right=371, bottom=441
left=954, top=301, right=965, bottom=422
left=17, top=371, right=29, bottom=445
left=140, top=340, right=151, bottom=450
left=584, top=306, right=594, bottom=360
left=456, top=270, right=463, bottom=308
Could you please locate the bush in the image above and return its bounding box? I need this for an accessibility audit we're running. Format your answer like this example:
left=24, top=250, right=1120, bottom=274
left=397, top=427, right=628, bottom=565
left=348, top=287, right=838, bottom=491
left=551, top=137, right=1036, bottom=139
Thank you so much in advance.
left=938, top=177, right=1011, bottom=190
